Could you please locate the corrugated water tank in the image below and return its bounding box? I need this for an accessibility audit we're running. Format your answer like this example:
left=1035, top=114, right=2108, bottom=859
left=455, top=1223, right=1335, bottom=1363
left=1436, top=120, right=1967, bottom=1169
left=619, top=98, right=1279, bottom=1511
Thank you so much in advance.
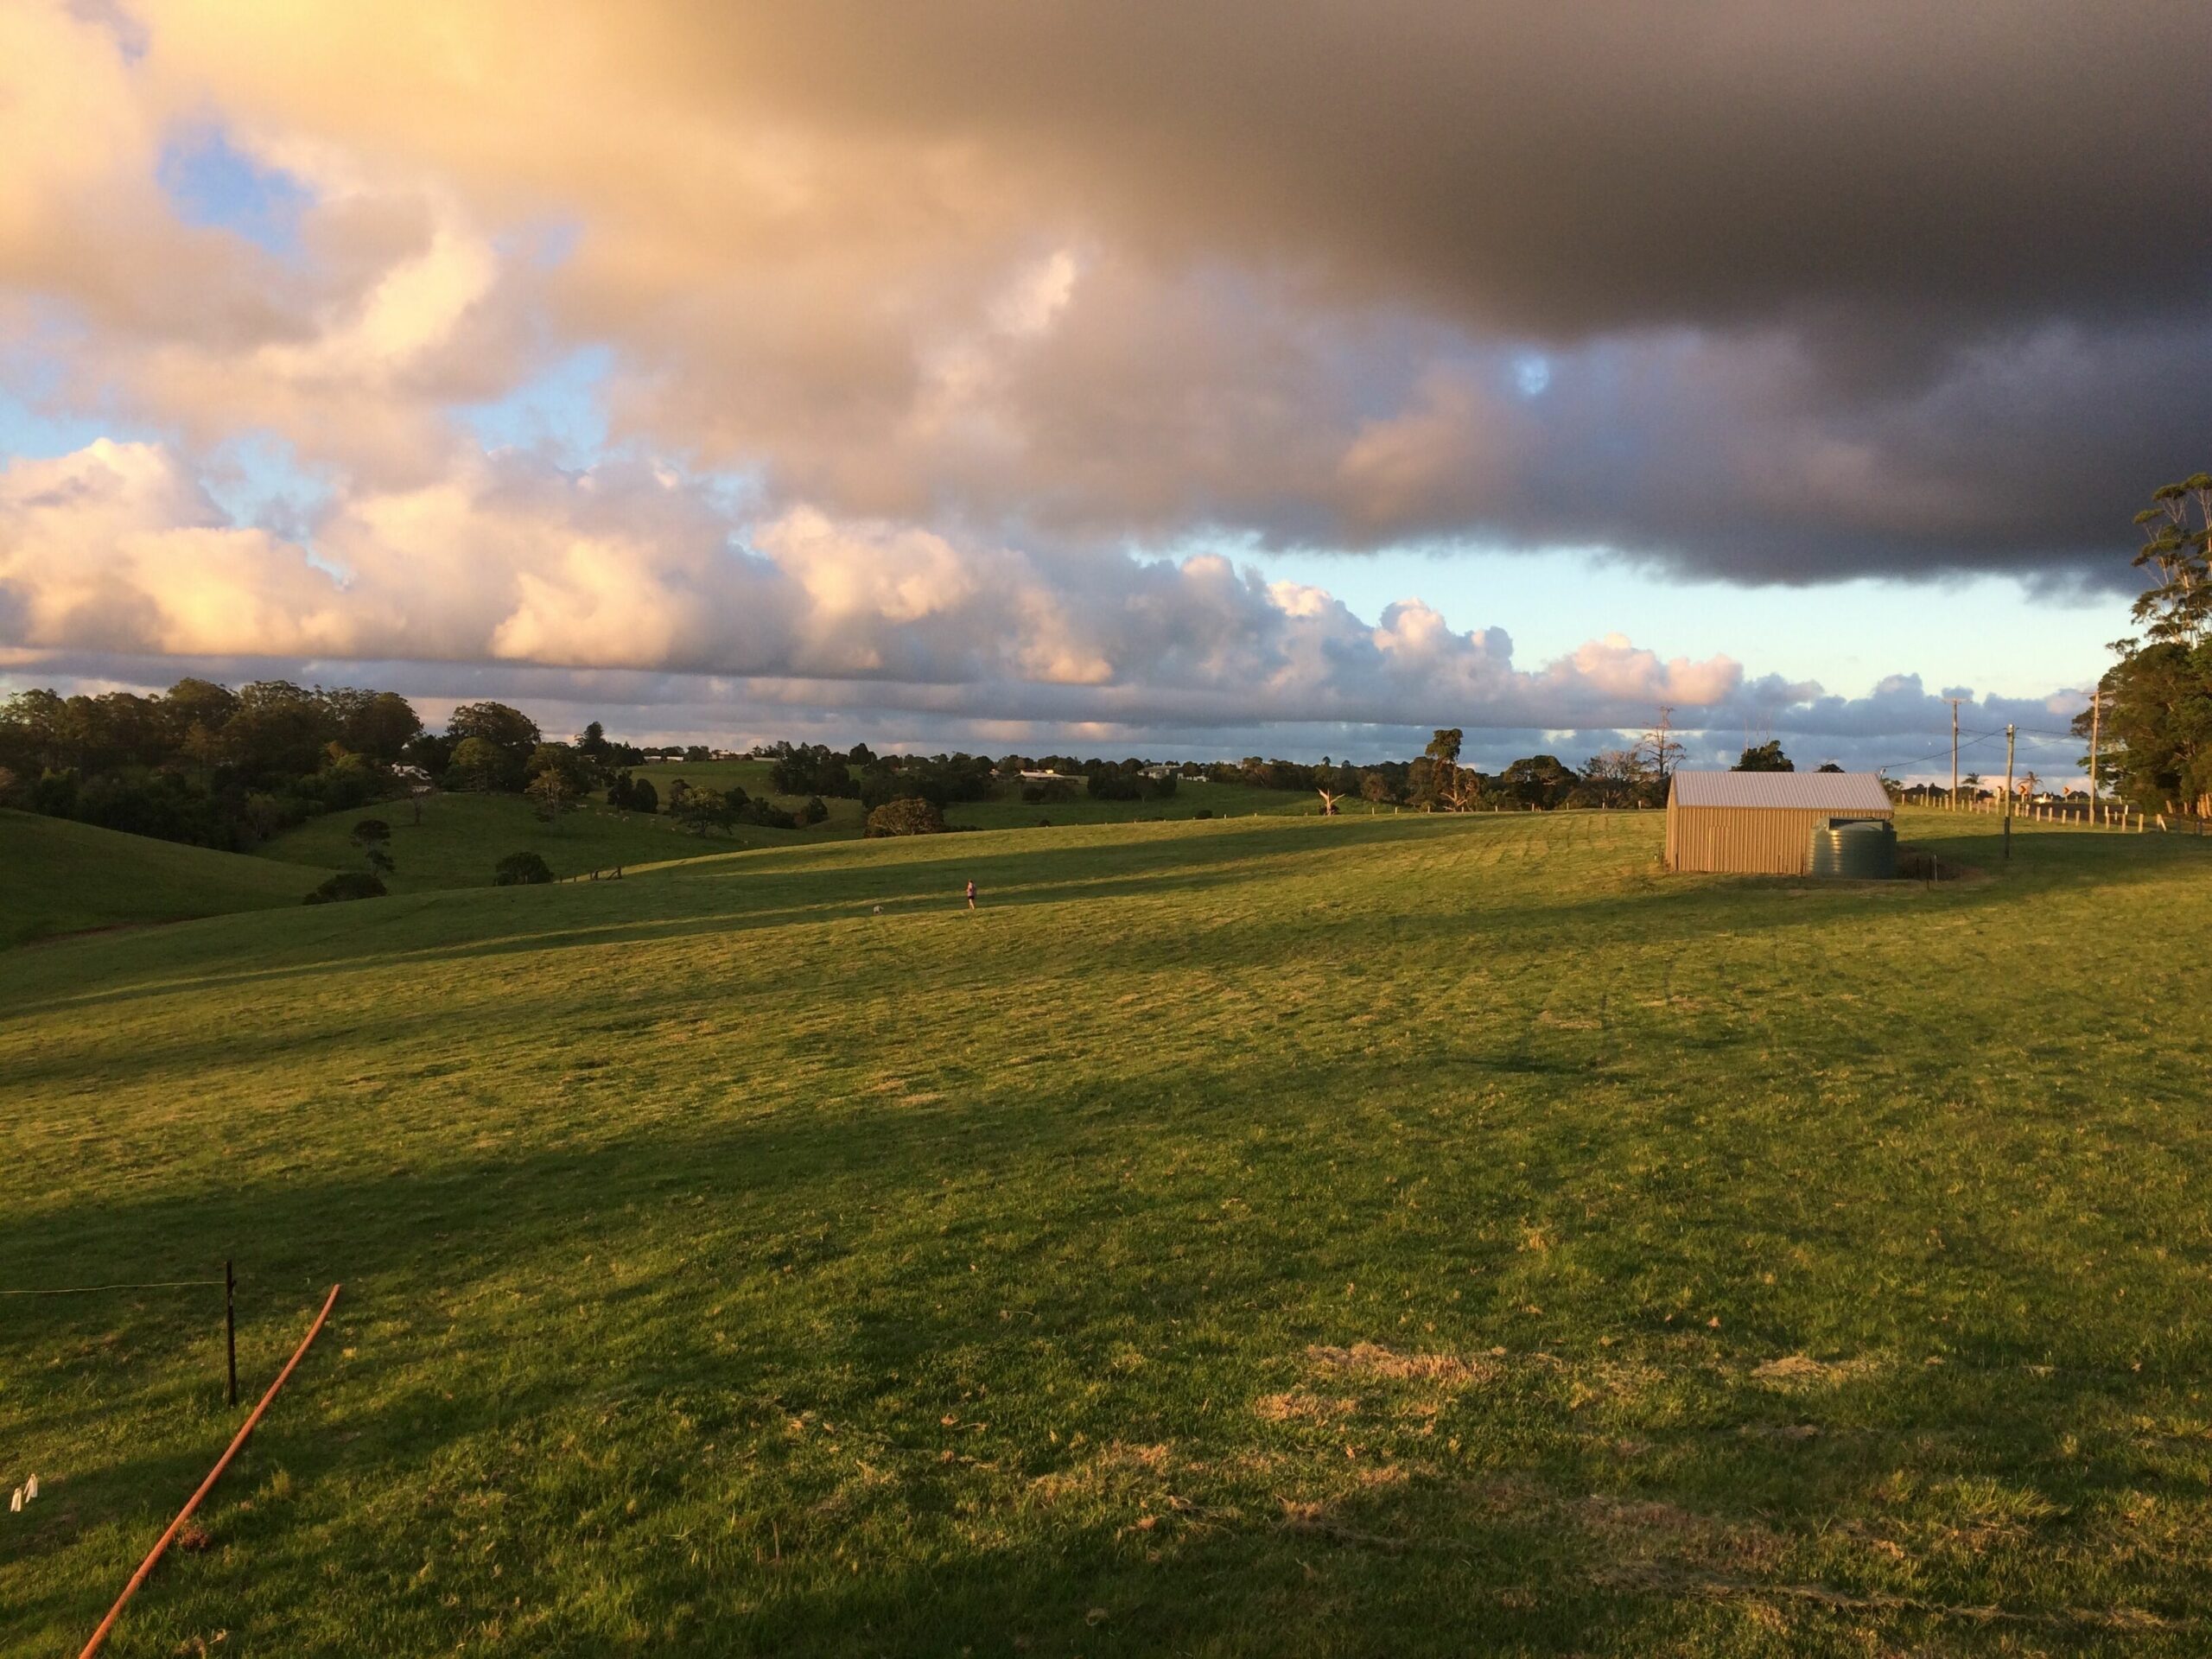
left=1808, top=817, right=1897, bottom=879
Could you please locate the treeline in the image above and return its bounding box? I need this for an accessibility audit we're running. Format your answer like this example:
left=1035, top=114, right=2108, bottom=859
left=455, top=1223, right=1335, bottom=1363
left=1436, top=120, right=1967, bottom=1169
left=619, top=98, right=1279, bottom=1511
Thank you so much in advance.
left=765, top=743, right=1178, bottom=809
left=2077, top=473, right=2212, bottom=817
left=760, top=735, right=1695, bottom=814
left=1189, top=734, right=1674, bottom=811
left=0, top=682, right=666, bottom=851
left=0, top=679, right=428, bottom=849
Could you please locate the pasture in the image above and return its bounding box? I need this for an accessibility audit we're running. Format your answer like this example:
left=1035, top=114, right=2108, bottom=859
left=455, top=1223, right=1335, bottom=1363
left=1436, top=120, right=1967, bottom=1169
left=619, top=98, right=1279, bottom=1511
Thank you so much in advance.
left=0, top=810, right=331, bottom=946
left=251, top=791, right=825, bottom=893
left=3, top=809, right=2209, bottom=1656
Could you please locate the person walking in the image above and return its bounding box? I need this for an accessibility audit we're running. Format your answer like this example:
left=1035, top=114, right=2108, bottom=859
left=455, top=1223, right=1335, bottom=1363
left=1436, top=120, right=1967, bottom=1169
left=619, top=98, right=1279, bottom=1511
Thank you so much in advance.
left=964, top=879, right=977, bottom=911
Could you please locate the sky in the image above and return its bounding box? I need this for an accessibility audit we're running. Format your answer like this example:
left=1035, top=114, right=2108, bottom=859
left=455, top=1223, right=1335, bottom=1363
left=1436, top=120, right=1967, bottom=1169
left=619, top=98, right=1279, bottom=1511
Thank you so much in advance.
left=3, top=2, right=2203, bottom=779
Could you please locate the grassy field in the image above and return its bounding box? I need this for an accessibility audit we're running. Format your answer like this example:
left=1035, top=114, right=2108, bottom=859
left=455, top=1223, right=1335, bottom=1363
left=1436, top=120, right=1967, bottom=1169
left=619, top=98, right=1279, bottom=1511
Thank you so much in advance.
left=632, top=759, right=1326, bottom=833
left=5, top=809, right=2211, bottom=1655
left=0, top=809, right=333, bottom=945
left=252, top=791, right=837, bottom=893
left=252, top=773, right=1319, bottom=897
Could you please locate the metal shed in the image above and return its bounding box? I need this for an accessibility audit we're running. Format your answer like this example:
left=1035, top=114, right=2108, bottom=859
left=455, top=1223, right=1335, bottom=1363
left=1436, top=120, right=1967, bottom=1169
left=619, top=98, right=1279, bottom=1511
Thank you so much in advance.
left=1663, top=771, right=1894, bottom=874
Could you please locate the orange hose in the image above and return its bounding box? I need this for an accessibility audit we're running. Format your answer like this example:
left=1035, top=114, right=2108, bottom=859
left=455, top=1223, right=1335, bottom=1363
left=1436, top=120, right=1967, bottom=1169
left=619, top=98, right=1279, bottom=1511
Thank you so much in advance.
left=79, top=1283, right=342, bottom=1659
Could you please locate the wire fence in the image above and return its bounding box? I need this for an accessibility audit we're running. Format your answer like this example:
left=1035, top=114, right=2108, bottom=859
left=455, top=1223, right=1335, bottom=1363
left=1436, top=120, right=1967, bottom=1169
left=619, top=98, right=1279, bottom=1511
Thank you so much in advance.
left=0, top=1280, right=223, bottom=1299
left=3, top=1264, right=245, bottom=1402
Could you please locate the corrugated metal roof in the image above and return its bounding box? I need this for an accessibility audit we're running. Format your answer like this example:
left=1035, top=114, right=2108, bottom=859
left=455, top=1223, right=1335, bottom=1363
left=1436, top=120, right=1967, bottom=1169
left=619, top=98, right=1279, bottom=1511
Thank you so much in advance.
left=1669, top=771, right=1892, bottom=811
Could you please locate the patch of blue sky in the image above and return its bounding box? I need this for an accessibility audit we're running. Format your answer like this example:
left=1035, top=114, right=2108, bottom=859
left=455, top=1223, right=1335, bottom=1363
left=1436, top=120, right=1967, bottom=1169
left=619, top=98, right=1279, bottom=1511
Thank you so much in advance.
left=459, top=346, right=613, bottom=466
left=157, top=125, right=313, bottom=256
left=200, top=433, right=334, bottom=549
left=0, top=389, right=155, bottom=461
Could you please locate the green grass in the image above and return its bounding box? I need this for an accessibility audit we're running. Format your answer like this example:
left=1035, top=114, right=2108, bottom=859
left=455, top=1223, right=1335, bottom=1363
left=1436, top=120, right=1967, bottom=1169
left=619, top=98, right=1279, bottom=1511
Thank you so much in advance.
left=251, top=774, right=1342, bottom=899
left=252, top=791, right=840, bottom=893
left=632, top=760, right=1326, bottom=834
left=5, top=809, right=2212, bottom=1655
left=951, top=777, right=1329, bottom=830
left=0, top=808, right=332, bottom=945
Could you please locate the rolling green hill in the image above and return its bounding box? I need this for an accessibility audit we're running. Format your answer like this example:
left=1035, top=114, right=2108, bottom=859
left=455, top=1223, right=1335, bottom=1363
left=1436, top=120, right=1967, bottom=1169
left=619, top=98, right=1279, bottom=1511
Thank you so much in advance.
left=0, top=809, right=333, bottom=945
left=5, top=810, right=2210, bottom=1654
left=251, top=791, right=839, bottom=893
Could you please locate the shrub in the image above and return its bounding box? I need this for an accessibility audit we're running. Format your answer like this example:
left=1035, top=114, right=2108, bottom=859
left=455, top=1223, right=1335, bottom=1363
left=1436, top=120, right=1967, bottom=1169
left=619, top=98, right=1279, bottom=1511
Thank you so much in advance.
left=865, top=797, right=947, bottom=837
left=493, top=850, right=555, bottom=886
left=1897, top=849, right=1942, bottom=881
left=798, top=795, right=829, bottom=826
left=1021, top=780, right=1077, bottom=805
left=303, top=871, right=387, bottom=905
left=1193, top=808, right=1213, bottom=819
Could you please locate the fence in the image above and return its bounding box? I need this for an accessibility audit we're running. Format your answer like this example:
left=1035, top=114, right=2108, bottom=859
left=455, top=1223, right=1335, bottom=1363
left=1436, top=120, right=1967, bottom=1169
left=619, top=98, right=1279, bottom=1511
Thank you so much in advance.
left=1919, top=797, right=2204, bottom=834
left=2, top=1262, right=241, bottom=1403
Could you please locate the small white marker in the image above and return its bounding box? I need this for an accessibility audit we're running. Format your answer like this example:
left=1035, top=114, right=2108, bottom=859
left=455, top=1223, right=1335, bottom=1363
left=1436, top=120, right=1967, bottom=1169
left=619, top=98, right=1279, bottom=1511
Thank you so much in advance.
left=9, top=1488, right=19, bottom=1513
left=22, top=1474, right=35, bottom=1501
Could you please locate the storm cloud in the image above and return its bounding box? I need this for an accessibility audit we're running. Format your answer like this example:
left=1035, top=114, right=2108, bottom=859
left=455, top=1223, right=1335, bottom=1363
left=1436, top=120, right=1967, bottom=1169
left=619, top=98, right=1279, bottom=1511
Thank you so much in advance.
left=0, top=2, right=2181, bottom=753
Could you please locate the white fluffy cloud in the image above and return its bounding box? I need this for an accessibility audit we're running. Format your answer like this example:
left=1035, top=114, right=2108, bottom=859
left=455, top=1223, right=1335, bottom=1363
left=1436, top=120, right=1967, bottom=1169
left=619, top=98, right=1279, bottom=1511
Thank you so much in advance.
left=0, top=437, right=1765, bottom=734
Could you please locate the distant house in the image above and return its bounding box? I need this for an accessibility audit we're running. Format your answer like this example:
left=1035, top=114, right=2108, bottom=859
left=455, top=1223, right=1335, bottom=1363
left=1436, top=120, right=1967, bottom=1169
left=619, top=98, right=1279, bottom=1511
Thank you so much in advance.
left=1664, top=771, right=1894, bottom=874
left=1018, top=770, right=1080, bottom=785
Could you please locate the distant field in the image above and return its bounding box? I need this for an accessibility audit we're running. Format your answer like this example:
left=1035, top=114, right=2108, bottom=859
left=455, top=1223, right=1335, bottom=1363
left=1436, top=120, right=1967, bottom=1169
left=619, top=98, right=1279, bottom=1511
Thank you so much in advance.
left=0, top=808, right=331, bottom=944
left=632, top=760, right=1325, bottom=832
left=252, top=790, right=838, bottom=892
left=252, top=774, right=1341, bottom=897
left=7, top=809, right=2212, bottom=1654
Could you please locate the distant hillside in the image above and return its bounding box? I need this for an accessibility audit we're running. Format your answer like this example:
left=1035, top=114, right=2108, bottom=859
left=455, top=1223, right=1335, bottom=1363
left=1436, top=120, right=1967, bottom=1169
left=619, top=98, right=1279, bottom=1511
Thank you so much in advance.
left=250, top=790, right=832, bottom=892
left=0, top=809, right=333, bottom=945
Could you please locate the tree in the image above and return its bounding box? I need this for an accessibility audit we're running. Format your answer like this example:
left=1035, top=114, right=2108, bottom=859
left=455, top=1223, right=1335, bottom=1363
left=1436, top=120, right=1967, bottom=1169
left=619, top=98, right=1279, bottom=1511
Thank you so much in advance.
left=1733, top=741, right=1793, bottom=772
left=865, top=797, right=946, bottom=837
left=493, top=850, right=554, bottom=886
left=1815, top=761, right=1844, bottom=773
left=447, top=701, right=541, bottom=755
left=525, top=767, right=580, bottom=821
left=1575, top=748, right=1652, bottom=808
left=2076, top=474, right=2212, bottom=815
left=1637, top=706, right=1685, bottom=783
left=304, top=871, right=386, bottom=904
left=671, top=786, right=739, bottom=835
left=447, top=736, right=510, bottom=791
left=628, top=777, right=658, bottom=815
left=1498, top=754, right=1577, bottom=810
left=2131, top=474, right=2211, bottom=646
left=350, top=817, right=395, bottom=876
left=336, top=690, right=422, bottom=761
left=1416, top=728, right=1465, bottom=810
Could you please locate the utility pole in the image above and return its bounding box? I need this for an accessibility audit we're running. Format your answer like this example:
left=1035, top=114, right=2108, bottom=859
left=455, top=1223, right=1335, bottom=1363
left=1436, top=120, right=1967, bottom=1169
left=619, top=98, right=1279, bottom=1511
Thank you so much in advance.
left=2002, top=723, right=2016, bottom=861
left=1948, top=698, right=1962, bottom=809
left=2088, top=686, right=2101, bottom=827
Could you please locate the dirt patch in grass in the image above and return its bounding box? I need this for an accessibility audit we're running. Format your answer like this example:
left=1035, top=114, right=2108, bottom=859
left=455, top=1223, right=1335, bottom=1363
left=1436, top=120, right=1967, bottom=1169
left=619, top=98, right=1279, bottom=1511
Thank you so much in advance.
left=1750, top=1353, right=1885, bottom=1391
left=1307, top=1342, right=1495, bottom=1387
left=1254, top=1390, right=1356, bottom=1424
left=1575, top=1494, right=1786, bottom=1576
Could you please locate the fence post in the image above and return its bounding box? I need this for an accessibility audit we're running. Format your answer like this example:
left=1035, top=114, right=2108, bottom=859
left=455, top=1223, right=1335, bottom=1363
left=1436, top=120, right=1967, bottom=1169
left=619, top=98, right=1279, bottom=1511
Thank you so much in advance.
left=225, top=1259, right=238, bottom=1408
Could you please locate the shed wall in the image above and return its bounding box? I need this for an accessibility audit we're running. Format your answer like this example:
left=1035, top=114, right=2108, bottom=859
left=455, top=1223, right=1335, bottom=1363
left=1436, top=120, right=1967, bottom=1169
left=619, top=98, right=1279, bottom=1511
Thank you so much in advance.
left=1663, top=803, right=1893, bottom=874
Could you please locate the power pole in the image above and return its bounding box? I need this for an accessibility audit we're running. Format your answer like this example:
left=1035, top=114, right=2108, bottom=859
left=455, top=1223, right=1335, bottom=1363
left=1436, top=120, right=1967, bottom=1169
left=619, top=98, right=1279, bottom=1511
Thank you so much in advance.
left=2002, top=723, right=2016, bottom=861
left=2088, top=687, right=2101, bottom=827
left=1948, top=698, right=1961, bottom=809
